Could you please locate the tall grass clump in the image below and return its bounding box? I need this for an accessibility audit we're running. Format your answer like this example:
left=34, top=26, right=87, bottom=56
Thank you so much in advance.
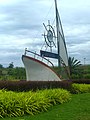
left=71, top=83, right=90, bottom=93
left=0, top=89, right=71, bottom=118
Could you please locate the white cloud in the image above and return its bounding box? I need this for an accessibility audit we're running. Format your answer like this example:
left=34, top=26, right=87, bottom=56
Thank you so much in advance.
left=69, top=41, right=90, bottom=52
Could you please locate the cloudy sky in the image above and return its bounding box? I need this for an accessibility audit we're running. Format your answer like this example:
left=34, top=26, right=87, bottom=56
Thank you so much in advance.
left=0, top=0, right=90, bottom=67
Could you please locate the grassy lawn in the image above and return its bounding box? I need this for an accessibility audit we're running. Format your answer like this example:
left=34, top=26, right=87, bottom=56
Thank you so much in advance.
left=0, top=93, right=90, bottom=120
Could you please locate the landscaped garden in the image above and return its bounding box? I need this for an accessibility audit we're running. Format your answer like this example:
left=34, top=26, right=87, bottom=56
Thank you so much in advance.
left=0, top=93, right=89, bottom=120
left=0, top=81, right=90, bottom=120
left=0, top=62, right=90, bottom=119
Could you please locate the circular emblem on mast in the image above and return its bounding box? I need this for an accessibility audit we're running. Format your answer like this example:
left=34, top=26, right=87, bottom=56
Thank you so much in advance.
left=43, top=21, right=56, bottom=51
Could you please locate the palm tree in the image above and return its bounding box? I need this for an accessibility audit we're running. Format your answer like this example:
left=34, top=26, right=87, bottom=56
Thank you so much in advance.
left=68, top=57, right=82, bottom=76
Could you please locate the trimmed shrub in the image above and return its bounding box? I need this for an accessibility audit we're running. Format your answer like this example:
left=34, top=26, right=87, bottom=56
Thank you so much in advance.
left=0, top=89, right=71, bottom=118
left=72, top=79, right=90, bottom=84
left=71, top=83, right=90, bottom=94
left=0, top=80, right=72, bottom=92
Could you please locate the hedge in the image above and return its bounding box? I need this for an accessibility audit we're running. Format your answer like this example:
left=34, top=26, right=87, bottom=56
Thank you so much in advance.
left=0, top=80, right=72, bottom=91
left=0, top=80, right=90, bottom=92
left=71, top=83, right=90, bottom=93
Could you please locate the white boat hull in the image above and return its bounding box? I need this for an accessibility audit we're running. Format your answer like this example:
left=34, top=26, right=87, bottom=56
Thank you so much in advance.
left=22, top=55, right=61, bottom=81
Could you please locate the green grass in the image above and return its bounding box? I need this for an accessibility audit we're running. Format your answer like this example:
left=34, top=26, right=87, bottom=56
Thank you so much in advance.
left=0, top=93, right=90, bottom=120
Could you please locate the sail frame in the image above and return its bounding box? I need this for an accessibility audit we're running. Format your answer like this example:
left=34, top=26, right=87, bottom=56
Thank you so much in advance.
left=55, top=0, right=70, bottom=77
left=55, top=0, right=69, bottom=66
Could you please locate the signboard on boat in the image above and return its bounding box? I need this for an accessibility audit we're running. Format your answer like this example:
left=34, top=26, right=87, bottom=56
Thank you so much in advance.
left=40, top=50, right=59, bottom=59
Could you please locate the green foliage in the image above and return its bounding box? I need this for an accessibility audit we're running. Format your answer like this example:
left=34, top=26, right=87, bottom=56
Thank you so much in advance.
left=83, top=74, right=90, bottom=79
left=71, top=74, right=80, bottom=79
left=0, top=64, right=3, bottom=68
left=0, top=64, right=90, bottom=81
left=52, top=65, right=90, bottom=80
left=8, top=62, right=14, bottom=68
left=0, top=89, right=71, bottom=118
left=0, top=67, right=26, bottom=81
left=71, top=83, right=90, bottom=93
left=0, top=93, right=90, bottom=120
left=68, top=57, right=82, bottom=78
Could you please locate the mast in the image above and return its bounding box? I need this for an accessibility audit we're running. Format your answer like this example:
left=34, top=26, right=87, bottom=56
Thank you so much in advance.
left=55, top=0, right=70, bottom=78
left=54, top=0, right=61, bottom=67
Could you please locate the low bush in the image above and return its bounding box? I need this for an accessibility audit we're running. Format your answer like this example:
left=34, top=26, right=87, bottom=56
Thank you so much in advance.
left=72, top=79, right=90, bottom=84
left=71, top=83, right=90, bottom=94
left=0, top=81, right=72, bottom=91
left=0, top=80, right=89, bottom=92
left=0, top=89, right=71, bottom=118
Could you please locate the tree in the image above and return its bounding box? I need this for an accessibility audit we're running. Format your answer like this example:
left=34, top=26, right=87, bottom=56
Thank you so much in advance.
left=8, top=62, right=14, bottom=68
left=0, top=64, right=3, bottom=68
left=68, top=57, right=82, bottom=76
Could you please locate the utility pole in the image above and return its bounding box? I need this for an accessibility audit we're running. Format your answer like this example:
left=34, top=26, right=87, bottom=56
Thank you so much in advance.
left=84, top=58, right=86, bottom=65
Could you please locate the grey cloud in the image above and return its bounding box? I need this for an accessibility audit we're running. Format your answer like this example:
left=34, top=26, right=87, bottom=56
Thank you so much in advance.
left=0, top=0, right=90, bottom=66
left=0, top=0, right=44, bottom=37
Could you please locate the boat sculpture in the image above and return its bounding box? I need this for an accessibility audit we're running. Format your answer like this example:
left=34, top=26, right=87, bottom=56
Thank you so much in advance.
left=22, top=0, right=70, bottom=81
